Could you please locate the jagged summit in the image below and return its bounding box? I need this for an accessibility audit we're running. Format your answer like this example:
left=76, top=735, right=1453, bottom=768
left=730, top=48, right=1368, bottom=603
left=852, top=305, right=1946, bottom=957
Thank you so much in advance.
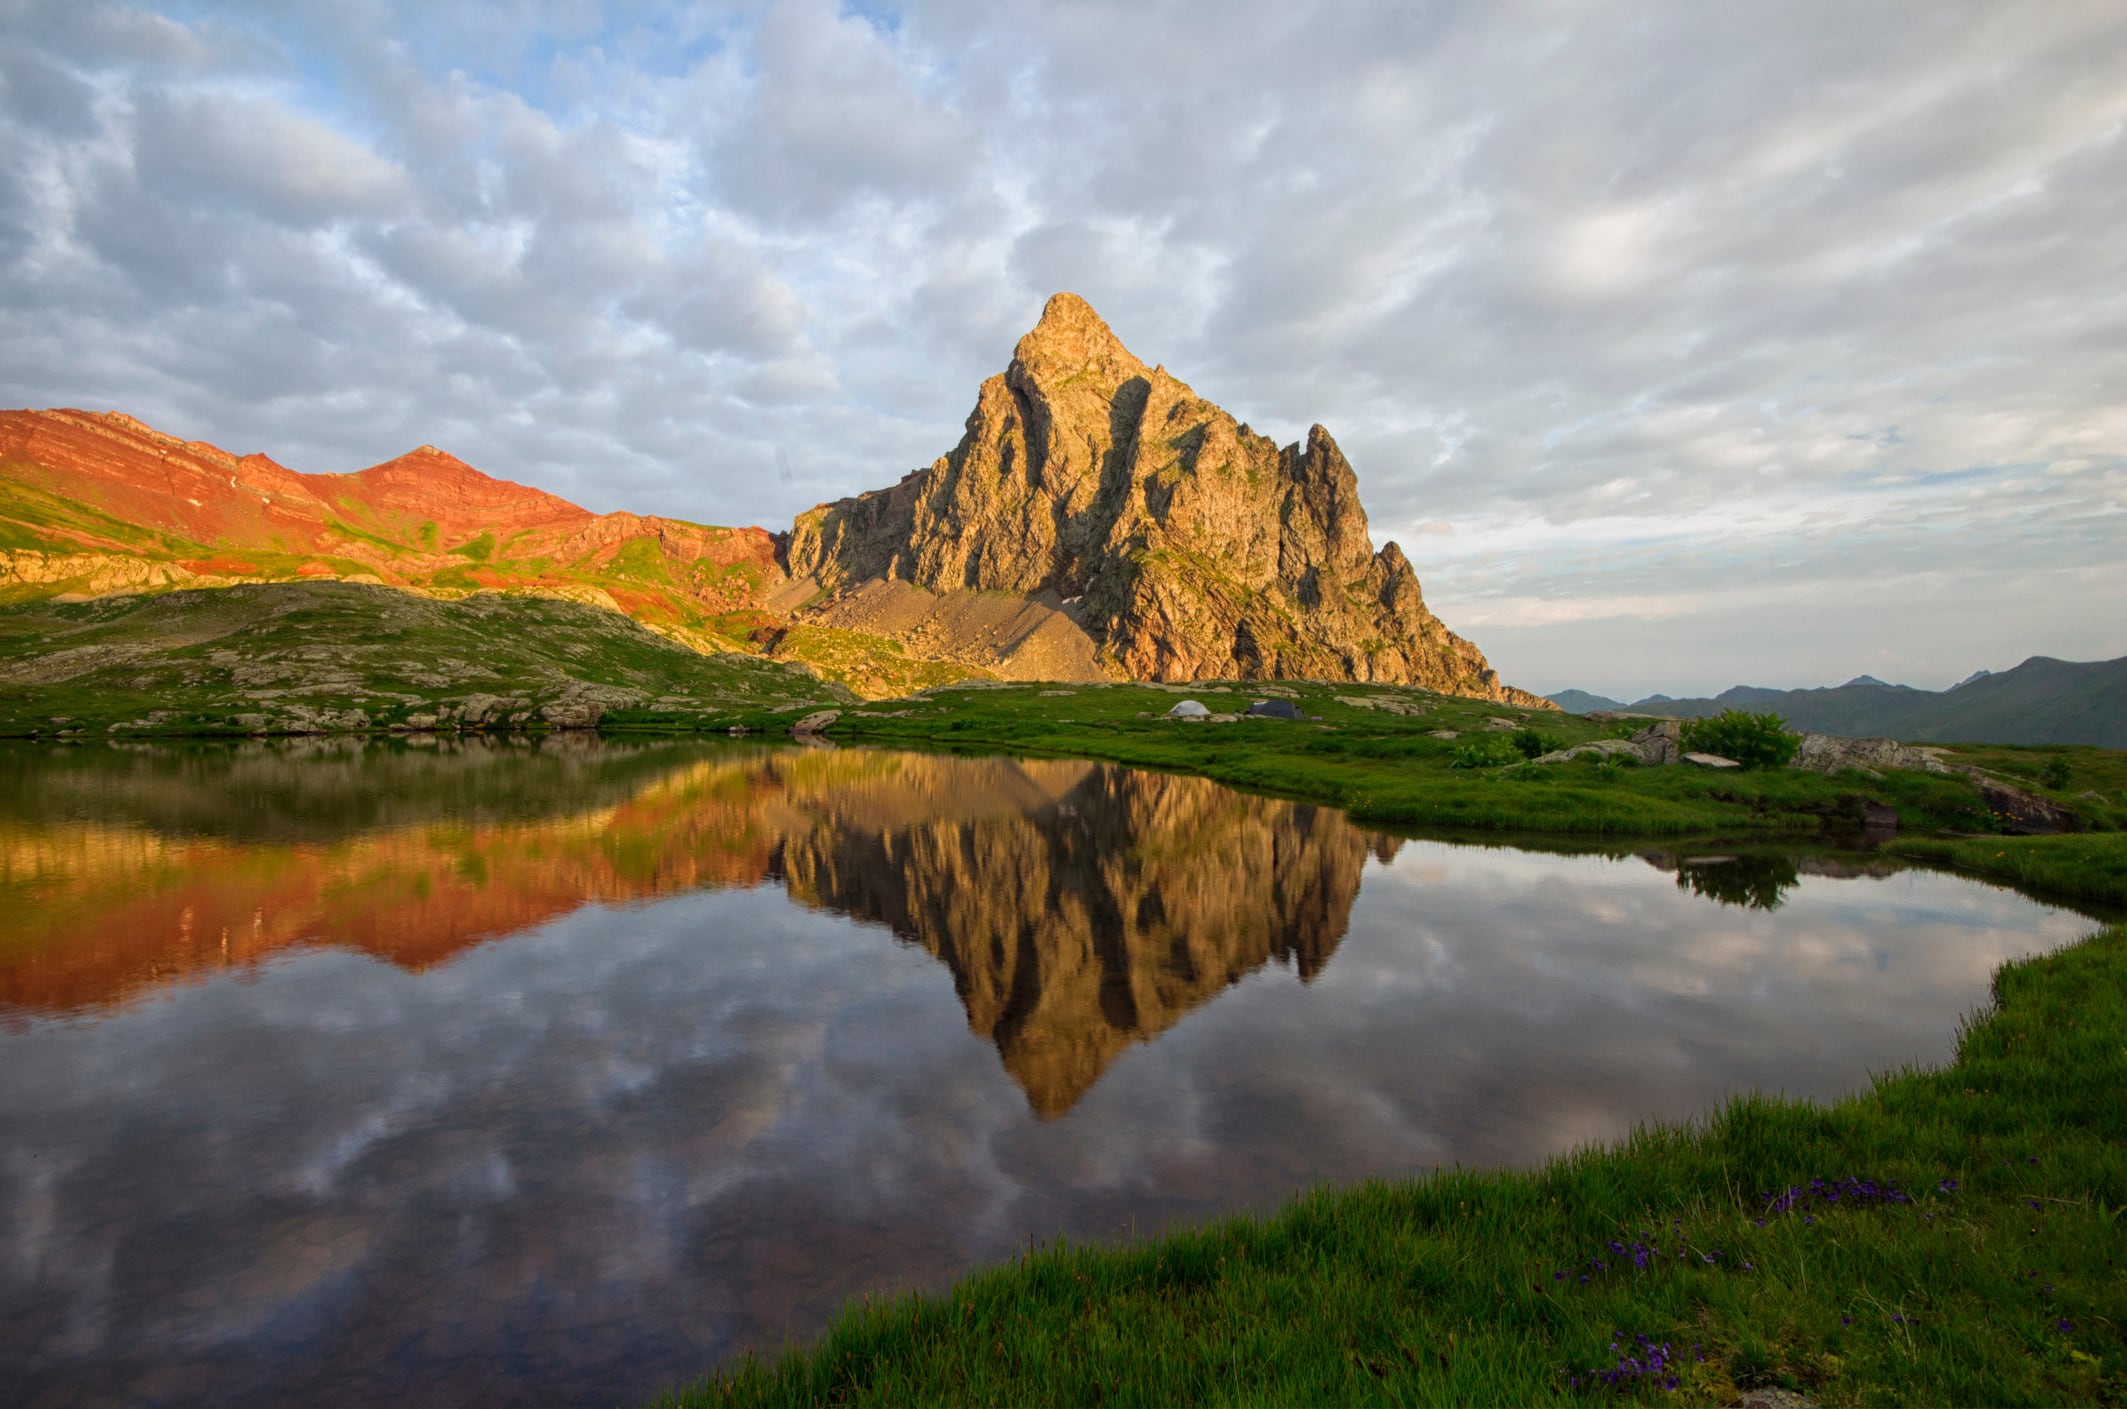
left=1013, top=291, right=1147, bottom=381
left=788, top=294, right=1544, bottom=702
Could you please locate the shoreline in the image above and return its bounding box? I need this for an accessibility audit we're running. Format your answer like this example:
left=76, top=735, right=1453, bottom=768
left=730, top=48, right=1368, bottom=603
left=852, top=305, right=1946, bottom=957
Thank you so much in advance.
left=659, top=843, right=2125, bottom=1404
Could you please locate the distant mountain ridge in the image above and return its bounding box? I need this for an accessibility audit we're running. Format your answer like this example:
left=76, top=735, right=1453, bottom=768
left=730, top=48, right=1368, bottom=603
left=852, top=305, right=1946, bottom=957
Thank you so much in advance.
left=1545, top=655, right=2127, bottom=747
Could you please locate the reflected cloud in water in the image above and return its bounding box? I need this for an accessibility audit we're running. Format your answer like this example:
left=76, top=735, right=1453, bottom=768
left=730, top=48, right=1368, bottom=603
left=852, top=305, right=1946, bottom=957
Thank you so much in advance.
left=0, top=739, right=2100, bottom=1407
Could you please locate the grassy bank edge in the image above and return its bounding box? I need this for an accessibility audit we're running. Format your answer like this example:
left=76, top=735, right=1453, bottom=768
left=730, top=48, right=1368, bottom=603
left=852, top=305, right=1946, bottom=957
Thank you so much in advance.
left=657, top=834, right=2127, bottom=1407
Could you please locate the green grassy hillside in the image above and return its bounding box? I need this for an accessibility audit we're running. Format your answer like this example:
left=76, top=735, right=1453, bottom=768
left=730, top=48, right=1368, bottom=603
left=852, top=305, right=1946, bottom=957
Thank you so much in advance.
left=0, top=581, right=849, bottom=737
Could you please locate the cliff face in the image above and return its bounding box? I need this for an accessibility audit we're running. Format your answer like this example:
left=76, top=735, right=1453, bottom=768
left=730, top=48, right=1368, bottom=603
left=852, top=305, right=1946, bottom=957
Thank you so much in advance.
left=788, top=293, right=1541, bottom=703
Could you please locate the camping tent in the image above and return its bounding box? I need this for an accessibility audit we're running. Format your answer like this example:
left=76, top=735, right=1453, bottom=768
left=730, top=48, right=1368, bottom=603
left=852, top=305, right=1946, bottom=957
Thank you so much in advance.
left=1246, top=698, right=1303, bottom=719
left=1167, top=699, right=1211, bottom=718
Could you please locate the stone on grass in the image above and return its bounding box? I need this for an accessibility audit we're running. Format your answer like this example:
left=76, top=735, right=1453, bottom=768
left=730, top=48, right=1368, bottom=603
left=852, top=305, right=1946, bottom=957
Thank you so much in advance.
left=1682, top=751, right=1740, bottom=768
left=1629, top=719, right=1683, bottom=765
left=1531, top=738, right=1640, bottom=765
left=791, top=709, right=840, bottom=735
left=1789, top=733, right=1952, bottom=776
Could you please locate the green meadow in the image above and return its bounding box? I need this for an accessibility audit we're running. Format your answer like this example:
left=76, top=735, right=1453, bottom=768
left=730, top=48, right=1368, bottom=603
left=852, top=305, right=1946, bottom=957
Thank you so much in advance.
left=643, top=682, right=2127, bottom=1406
left=661, top=833, right=2127, bottom=1407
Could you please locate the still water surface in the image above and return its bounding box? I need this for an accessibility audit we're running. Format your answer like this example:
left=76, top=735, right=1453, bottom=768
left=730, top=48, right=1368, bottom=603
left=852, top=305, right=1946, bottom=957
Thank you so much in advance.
left=0, top=737, right=2101, bottom=1407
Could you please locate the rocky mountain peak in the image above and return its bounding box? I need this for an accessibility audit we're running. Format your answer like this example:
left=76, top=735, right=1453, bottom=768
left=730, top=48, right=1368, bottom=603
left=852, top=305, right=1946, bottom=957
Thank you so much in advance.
left=785, top=295, right=1546, bottom=704
left=1011, top=292, right=1148, bottom=387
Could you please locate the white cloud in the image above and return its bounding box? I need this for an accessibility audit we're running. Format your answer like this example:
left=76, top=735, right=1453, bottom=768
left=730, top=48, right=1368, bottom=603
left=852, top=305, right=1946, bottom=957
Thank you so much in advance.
left=0, top=0, right=2121, bottom=688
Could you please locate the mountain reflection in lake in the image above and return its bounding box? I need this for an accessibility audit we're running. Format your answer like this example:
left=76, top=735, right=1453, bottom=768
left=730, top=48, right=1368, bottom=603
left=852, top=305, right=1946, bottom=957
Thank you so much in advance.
left=0, top=738, right=2099, bottom=1408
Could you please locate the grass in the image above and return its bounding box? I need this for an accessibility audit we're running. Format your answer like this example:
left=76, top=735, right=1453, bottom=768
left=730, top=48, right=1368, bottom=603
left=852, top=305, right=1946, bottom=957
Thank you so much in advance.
left=826, top=680, right=2127, bottom=839
left=0, top=581, right=849, bottom=737
left=645, top=693, right=2127, bottom=1406
left=665, top=872, right=2127, bottom=1406
left=1885, top=834, right=2127, bottom=912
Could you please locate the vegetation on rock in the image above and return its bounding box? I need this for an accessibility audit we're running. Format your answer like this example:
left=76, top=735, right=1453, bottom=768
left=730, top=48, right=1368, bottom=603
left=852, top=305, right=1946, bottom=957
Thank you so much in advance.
left=1680, top=709, right=1803, bottom=769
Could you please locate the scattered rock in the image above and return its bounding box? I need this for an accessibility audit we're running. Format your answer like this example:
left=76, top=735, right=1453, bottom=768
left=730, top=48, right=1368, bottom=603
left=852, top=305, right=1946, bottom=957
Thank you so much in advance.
left=1980, top=780, right=2078, bottom=835
left=1790, top=733, right=1952, bottom=776
left=539, top=699, right=603, bottom=729
left=1429, top=729, right=1460, bottom=740
left=1483, top=716, right=1519, bottom=730
left=1037, top=689, right=1077, bottom=697
left=1629, top=719, right=1683, bottom=765
left=1334, top=694, right=1424, bottom=715
left=791, top=709, right=841, bottom=735
left=1682, top=751, right=1741, bottom=768
left=1730, top=1388, right=1819, bottom=1409
left=1531, top=739, right=1641, bottom=765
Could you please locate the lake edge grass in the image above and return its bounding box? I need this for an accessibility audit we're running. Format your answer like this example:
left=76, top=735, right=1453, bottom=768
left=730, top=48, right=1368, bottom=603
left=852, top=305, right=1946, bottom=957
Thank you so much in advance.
left=657, top=833, right=2127, bottom=1407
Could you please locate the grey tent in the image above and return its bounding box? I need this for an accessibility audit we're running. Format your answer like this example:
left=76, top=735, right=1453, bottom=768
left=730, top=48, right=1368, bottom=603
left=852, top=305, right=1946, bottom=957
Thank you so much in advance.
left=1246, top=698, right=1303, bottom=719
left=1167, top=699, right=1211, bottom=718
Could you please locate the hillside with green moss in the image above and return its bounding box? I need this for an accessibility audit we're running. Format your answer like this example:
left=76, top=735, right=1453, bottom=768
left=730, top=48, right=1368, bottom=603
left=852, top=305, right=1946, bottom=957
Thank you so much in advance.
left=0, top=581, right=848, bottom=737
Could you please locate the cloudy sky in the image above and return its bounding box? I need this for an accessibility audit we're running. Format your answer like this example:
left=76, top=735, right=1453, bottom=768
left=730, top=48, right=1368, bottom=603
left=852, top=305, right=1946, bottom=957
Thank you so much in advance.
left=1, top=0, right=2122, bottom=696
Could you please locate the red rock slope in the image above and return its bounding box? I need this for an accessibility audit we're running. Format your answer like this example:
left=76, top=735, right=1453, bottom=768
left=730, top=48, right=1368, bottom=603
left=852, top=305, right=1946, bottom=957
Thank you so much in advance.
left=0, top=408, right=786, bottom=646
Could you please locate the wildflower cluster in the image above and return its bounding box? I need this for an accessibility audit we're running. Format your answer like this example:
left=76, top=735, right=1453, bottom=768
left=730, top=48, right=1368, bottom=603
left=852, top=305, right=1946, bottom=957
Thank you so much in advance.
left=1567, top=1333, right=1704, bottom=1394
left=1550, top=1221, right=1746, bottom=1289
left=1759, top=1175, right=1916, bottom=1218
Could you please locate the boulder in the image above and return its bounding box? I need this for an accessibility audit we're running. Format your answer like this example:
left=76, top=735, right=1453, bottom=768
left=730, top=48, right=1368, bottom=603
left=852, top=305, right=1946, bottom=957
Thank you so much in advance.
left=1532, top=738, right=1641, bottom=765
left=791, top=709, right=841, bottom=735
left=1629, top=719, right=1683, bottom=765
left=1979, top=780, right=2078, bottom=835
left=539, top=699, right=603, bottom=729
left=1682, top=751, right=1741, bottom=769
left=1790, top=734, right=1952, bottom=776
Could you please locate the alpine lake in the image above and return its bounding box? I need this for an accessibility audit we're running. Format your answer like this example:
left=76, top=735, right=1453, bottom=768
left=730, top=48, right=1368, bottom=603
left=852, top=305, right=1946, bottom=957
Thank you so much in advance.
left=0, top=736, right=2106, bottom=1408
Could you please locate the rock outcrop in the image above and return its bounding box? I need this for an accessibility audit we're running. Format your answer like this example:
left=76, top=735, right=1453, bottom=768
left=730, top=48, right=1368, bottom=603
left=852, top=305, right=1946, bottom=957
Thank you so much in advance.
left=1789, top=733, right=1953, bottom=777
left=787, top=293, right=1543, bottom=704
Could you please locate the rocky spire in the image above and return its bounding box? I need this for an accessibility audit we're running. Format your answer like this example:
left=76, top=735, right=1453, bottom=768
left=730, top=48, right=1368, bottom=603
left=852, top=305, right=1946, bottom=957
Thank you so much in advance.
left=787, top=294, right=1546, bottom=703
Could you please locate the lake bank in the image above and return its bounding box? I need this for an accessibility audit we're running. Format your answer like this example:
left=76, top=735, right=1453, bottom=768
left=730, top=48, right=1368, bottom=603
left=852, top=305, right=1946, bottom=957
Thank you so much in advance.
left=665, top=836, right=2127, bottom=1406
left=4, top=738, right=2114, bottom=1406
left=803, top=679, right=2127, bottom=839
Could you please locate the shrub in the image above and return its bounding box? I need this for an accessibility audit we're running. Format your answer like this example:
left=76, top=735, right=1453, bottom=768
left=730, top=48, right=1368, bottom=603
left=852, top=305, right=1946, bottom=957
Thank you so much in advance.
left=2043, top=757, right=2072, bottom=790
left=1448, top=736, right=1522, bottom=769
left=1512, top=727, right=1562, bottom=759
left=1678, top=710, right=1799, bottom=770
